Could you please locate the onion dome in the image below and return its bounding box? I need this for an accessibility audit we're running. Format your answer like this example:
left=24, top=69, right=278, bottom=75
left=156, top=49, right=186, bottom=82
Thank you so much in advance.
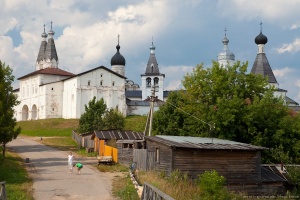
left=111, top=36, right=126, bottom=66
left=255, top=31, right=268, bottom=45
left=217, top=29, right=235, bottom=64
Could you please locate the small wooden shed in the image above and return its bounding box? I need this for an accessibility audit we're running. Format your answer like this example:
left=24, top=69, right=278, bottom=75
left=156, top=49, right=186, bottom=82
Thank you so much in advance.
left=91, top=130, right=144, bottom=162
left=143, top=135, right=270, bottom=193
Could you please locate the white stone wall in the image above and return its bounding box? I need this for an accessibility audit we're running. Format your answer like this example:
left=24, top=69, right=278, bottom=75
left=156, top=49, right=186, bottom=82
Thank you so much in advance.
left=62, top=67, right=126, bottom=119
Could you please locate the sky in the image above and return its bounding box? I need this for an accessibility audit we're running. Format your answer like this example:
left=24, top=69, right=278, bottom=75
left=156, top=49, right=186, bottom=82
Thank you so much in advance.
left=0, top=0, right=300, bottom=102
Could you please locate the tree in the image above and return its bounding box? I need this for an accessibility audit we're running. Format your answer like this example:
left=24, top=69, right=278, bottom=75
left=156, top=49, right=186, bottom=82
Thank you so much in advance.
left=78, top=97, right=107, bottom=133
left=153, top=61, right=300, bottom=163
left=103, top=108, right=125, bottom=130
left=0, top=61, right=21, bottom=158
left=153, top=91, right=187, bottom=136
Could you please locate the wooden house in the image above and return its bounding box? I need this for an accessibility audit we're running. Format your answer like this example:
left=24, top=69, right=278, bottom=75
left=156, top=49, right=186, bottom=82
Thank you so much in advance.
left=141, top=135, right=292, bottom=195
left=91, top=130, right=144, bottom=164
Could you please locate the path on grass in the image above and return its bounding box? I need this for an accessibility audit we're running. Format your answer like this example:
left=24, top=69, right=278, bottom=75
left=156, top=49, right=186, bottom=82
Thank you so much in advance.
left=7, top=137, right=118, bottom=200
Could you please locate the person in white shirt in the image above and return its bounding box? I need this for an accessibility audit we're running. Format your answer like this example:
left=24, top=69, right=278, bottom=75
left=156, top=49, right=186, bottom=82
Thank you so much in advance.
left=68, top=152, right=75, bottom=173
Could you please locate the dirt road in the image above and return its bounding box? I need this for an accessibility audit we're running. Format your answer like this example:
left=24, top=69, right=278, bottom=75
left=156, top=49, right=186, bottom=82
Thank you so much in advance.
left=7, top=137, right=118, bottom=200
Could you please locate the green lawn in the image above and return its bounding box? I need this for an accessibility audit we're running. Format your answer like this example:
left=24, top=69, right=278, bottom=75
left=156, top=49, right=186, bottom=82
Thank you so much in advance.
left=0, top=148, right=34, bottom=200
left=17, top=118, right=79, bottom=137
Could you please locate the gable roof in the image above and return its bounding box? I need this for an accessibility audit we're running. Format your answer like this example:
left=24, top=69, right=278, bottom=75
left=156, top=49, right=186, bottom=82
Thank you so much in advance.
left=18, top=68, right=74, bottom=80
left=146, top=135, right=267, bottom=151
left=65, top=65, right=127, bottom=81
left=92, top=130, right=143, bottom=140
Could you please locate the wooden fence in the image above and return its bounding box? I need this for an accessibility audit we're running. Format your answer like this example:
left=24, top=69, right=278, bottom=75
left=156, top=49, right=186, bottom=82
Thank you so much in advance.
left=72, top=131, right=94, bottom=150
left=141, top=182, right=174, bottom=200
left=0, top=181, right=7, bottom=200
left=133, top=149, right=155, bottom=171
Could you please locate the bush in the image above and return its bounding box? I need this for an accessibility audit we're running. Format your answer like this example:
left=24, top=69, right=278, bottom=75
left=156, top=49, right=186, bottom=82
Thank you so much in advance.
left=197, top=170, right=232, bottom=200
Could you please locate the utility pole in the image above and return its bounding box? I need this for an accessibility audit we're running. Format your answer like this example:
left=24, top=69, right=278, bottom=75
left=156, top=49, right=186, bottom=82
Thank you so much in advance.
left=144, top=85, right=157, bottom=137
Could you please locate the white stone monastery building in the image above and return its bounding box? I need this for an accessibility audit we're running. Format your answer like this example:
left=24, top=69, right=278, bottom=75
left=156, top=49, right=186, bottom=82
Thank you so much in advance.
left=13, top=23, right=299, bottom=121
left=13, top=24, right=165, bottom=121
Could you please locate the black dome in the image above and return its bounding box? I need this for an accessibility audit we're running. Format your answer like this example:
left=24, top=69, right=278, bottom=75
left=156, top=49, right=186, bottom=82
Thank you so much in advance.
left=255, top=31, right=268, bottom=45
left=111, top=44, right=125, bottom=66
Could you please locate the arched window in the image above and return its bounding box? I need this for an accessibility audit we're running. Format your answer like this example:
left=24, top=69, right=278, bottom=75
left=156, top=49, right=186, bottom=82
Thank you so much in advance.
left=154, top=77, right=159, bottom=86
left=146, top=78, right=151, bottom=87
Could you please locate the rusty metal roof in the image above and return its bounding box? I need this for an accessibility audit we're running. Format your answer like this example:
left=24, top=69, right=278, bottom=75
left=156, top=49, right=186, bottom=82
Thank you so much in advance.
left=146, top=135, right=267, bottom=151
left=92, top=130, right=143, bottom=140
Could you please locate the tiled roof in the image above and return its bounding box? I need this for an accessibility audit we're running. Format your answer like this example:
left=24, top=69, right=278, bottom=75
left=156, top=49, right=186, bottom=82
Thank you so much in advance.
left=18, top=68, right=74, bottom=80
left=92, top=130, right=143, bottom=140
left=146, top=135, right=267, bottom=151
left=251, top=53, right=277, bottom=84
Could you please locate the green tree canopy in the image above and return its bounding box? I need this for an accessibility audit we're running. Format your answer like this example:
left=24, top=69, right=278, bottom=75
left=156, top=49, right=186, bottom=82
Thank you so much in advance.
left=0, top=61, right=21, bottom=158
left=78, top=97, right=125, bottom=133
left=79, top=97, right=107, bottom=133
left=153, top=61, right=300, bottom=163
left=103, top=108, right=125, bottom=130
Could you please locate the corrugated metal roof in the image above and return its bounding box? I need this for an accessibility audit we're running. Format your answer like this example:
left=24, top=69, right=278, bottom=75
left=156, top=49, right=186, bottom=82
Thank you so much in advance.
left=146, top=135, right=267, bottom=150
left=125, top=90, right=142, bottom=98
left=93, top=130, right=143, bottom=140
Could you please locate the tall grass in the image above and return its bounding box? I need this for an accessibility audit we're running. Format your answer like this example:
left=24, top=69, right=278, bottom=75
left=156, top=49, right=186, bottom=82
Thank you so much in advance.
left=0, top=147, right=34, bottom=200
left=124, top=115, right=147, bottom=132
left=136, top=170, right=241, bottom=200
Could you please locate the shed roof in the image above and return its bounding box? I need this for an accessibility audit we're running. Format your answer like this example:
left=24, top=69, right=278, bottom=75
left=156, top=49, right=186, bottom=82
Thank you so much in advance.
left=146, top=135, right=267, bottom=151
left=92, top=130, right=143, bottom=140
left=261, top=165, right=290, bottom=183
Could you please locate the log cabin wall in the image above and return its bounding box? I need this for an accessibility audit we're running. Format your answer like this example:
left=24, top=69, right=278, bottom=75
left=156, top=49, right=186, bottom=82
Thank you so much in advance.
left=172, top=148, right=261, bottom=185
left=146, top=140, right=173, bottom=176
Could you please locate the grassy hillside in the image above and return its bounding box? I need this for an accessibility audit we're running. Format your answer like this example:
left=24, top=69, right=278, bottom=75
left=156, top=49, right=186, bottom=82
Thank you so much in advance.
left=17, top=115, right=147, bottom=136
left=17, top=118, right=79, bottom=137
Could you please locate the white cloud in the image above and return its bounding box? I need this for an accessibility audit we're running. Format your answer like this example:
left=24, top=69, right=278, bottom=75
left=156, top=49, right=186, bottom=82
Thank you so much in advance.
left=276, top=38, right=300, bottom=54
left=290, top=24, right=300, bottom=30
left=273, top=67, right=292, bottom=78
left=217, top=0, right=300, bottom=26
left=295, top=80, right=300, bottom=88
left=160, top=65, right=194, bottom=90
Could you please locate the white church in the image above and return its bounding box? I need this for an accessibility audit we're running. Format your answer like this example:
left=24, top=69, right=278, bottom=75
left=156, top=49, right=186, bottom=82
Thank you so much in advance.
left=13, top=24, right=299, bottom=121
left=13, top=24, right=166, bottom=121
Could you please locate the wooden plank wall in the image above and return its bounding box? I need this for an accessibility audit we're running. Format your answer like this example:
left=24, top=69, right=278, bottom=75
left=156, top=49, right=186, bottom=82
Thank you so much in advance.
left=173, top=149, right=261, bottom=184
left=117, top=144, right=134, bottom=166
left=146, top=140, right=173, bottom=175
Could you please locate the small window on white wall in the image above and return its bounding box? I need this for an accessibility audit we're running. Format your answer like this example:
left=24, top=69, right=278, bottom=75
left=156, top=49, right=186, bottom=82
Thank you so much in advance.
left=100, top=73, right=103, bottom=77
left=88, top=80, right=91, bottom=86
left=100, top=80, right=103, bottom=86
left=112, top=81, right=115, bottom=86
